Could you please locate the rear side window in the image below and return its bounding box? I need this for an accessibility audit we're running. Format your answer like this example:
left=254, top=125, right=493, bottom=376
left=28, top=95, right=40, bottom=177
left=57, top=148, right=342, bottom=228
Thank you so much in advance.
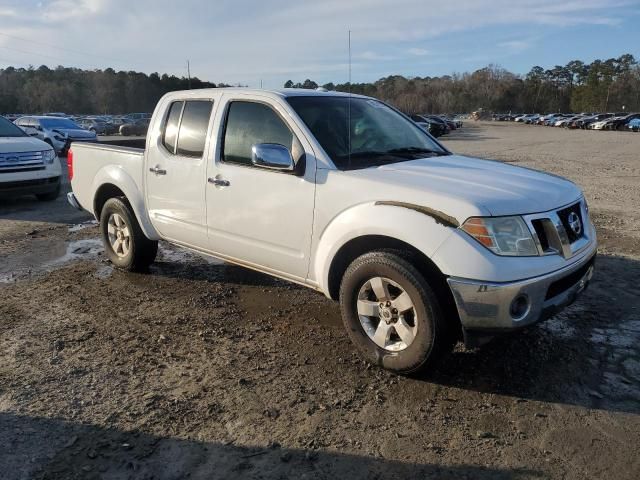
left=177, top=101, right=213, bottom=157
left=162, top=101, right=184, bottom=153
left=222, top=101, right=293, bottom=166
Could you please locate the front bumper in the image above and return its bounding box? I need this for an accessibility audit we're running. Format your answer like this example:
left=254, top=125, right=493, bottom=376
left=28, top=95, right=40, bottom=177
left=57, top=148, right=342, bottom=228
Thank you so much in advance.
left=0, top=176, right=60, bottom=197
left=447, top=246, right=596, bottom=338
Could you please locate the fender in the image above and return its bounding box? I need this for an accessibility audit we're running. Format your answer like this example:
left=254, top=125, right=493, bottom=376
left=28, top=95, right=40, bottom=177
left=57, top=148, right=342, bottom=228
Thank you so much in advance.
left=91, top=165, right=161, bottom=240
left=312, top=202, right=457, bottom=296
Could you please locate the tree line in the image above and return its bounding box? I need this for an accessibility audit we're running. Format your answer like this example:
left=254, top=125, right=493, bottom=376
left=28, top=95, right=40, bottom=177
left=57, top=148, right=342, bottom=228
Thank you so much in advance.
left=285, top=54, right=640, bottom=114
left=2, top=54, right=638, bottom=115
left=0, top=65, right=224, bottom=114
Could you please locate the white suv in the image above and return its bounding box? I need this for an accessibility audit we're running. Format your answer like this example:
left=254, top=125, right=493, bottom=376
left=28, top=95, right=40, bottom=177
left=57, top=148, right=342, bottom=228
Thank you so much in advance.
left=0, top=116, right=61, bottom=201
left=15, top=115, right=97, bottom=155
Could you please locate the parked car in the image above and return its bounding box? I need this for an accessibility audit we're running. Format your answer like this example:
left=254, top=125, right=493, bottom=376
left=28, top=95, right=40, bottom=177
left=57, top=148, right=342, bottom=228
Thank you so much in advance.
left=556, top=116, right=581, bottom=127
left=0, top=115, right=60, bottom=201
left=409, top=115, right=439, bottom=137
left=603, top=113, right=640, bottom=130
left=125, top=112, right=152, bottom=121
left=78, top=118, right=116, bottom=135
left=119, top=118, right=150, bottom=136
left=67, top=88, right=597, bottom=374
left=524, top=114, right=541, bottom=124
left=14, top=116, right=98, bottom=155
left=422, top=115, right=450, bottom=135
left=628, top=118, right=640, bottom=132
left=579, top=113, right=614, bottom=129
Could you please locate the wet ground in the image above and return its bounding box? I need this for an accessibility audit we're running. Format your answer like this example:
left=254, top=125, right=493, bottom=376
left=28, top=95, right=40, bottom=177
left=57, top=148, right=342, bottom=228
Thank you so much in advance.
left=1, top=122, right=639, bottom=479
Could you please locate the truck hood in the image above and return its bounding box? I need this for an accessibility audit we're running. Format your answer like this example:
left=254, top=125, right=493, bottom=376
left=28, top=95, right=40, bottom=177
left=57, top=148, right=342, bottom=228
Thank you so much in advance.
left=356, top=154, right=581, bottom=218
left=0, top=136, right=51, bottom=153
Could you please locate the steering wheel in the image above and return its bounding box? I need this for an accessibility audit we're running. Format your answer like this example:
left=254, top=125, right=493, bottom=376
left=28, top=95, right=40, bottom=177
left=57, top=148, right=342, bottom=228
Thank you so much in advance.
left=360, top=134, right=384, bottom=151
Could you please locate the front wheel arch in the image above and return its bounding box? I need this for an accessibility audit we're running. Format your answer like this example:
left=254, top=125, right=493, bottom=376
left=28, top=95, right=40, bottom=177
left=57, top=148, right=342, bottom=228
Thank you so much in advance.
left=328, top=235, right=462, bottom=341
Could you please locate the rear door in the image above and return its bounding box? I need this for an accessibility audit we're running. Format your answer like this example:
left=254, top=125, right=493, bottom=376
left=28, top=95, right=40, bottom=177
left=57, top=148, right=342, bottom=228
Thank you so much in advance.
left=205, top=94, right=317, bottom=281
left=145, top=98, right=215, bottom=248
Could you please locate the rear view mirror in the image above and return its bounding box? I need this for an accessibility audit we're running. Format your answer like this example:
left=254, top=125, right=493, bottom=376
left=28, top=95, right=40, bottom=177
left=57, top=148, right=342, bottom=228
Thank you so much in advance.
left=251, top=143, right=294, bottom=171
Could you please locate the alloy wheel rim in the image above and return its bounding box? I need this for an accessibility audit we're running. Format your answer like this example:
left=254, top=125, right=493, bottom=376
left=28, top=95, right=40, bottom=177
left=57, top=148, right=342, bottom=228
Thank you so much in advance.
left=107, top=213, right=131, bottom=258
left=357, top=276, right=418, bottom=352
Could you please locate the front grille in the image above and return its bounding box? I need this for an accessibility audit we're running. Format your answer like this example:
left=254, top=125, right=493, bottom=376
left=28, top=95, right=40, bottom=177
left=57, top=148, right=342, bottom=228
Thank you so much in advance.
left=0, top=166, right=45, bottom=173
left=0, top=151, right=45, bottom=174
left=545, top=256, right=595, bottom=300
left=525, top=199, right=591, bottom=259
left=557, top=202, right=584, bottom=243
left=531, top=219, right=550, bottom=251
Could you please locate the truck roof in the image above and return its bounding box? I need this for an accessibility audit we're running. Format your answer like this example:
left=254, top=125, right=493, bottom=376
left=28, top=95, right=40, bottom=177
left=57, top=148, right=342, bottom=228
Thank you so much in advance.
left=163, top=87, right=370, bottom=101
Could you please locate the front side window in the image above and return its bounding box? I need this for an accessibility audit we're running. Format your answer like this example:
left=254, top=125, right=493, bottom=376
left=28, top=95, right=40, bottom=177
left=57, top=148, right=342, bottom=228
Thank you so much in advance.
left=286, top=96, right=449, bottom=170
left=222, top=101, right=294, bottom=166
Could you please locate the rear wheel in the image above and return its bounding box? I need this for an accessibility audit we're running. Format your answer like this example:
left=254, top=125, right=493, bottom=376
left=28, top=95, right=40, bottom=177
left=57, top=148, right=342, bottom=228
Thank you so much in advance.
left=339, top=251, right=452, bottom=374
left=100, top=197, right=158, bottom=271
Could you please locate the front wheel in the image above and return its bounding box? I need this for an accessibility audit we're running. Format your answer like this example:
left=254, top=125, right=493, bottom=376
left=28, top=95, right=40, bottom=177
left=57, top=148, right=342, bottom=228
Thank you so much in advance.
left=339, top=251, right=452, bottom=374
left=100, top=197, right=158, bottom=271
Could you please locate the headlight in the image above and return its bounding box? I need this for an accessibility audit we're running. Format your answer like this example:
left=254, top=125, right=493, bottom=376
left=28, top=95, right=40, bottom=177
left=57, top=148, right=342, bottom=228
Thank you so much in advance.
left=42, top=149, right=57, bottom=164
left=461, top=216, right=538, bottom=256
left=54, top=135, right=66, bottom=141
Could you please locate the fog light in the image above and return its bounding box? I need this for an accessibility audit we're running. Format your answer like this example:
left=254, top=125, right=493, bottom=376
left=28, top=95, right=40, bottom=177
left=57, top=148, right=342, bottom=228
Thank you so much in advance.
left=510, top=294, right=530, bottom=320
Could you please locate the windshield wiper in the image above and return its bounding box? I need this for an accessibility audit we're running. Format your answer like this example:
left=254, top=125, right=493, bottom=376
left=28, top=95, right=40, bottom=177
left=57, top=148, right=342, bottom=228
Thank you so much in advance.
left=385, top=147, right=447, bottom=157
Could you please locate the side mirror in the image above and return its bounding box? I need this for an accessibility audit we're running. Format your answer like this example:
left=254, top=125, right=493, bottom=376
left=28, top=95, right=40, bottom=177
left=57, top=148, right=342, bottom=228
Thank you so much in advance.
left=251, top=143, right=294, bottom=171
left=36, top=125, right=43, bottom=131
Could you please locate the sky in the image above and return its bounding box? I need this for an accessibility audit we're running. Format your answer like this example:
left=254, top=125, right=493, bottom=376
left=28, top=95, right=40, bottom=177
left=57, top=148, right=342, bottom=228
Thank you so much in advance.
left=0, top=0, right=639, bottom=88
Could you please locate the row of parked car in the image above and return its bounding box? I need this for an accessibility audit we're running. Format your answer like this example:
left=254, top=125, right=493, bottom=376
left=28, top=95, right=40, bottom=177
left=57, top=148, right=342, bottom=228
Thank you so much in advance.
left=3, top=112, right=151, bottom=135
left=0, top=112, right=151, bottom=155
left=409, top=114, right=464, bottom=137
left=492, top=112, right=640, bottom=131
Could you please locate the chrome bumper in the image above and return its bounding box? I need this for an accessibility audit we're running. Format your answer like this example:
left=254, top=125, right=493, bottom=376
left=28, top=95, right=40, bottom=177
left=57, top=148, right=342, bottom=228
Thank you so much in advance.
left=447, top=247, right=596, bottom=334
left=67, top=192, right=83, bottom=210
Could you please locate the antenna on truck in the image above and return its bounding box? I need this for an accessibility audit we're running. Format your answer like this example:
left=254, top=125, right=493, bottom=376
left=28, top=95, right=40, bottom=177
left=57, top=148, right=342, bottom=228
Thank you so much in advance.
left=348, top=29, right=352, bottom=170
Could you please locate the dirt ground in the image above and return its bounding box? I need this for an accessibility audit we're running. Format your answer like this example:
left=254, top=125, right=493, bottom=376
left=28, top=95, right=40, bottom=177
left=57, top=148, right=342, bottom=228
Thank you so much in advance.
left=1, top=122, right=639, bottom=480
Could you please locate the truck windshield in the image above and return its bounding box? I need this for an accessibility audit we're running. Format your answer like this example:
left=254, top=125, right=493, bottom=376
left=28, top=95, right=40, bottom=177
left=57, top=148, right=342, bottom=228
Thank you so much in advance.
left=40, top=118, right=80, bottom=129
left=286, top=96, right=449, bottom=170
left=0, top=117, right=27, bottom=137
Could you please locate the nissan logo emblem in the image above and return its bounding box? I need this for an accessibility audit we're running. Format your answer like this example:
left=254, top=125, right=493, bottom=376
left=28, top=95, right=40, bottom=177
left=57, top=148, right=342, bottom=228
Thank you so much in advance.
left=567, top=212, right=582, bottom=236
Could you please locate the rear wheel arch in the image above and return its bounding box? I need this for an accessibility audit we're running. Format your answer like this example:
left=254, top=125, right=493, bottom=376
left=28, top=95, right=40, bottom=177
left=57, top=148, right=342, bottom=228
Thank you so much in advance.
left=327, top=235, right=462, bottom=340
left=93, top=183, right=127, bottom=220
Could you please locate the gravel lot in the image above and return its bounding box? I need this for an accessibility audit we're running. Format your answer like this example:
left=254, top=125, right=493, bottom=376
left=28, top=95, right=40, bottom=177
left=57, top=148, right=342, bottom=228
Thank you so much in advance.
left=1, top=122, right=639, bottom=479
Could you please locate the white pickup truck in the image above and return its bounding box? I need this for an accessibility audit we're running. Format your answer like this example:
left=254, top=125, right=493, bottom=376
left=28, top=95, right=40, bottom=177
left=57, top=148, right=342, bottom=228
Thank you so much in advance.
left=67, top=88, right=597, bottom=373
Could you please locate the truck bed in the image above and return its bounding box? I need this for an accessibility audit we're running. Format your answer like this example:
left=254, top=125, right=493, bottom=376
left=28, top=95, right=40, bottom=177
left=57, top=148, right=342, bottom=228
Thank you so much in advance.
left=70, top=141, right=146, bottom=216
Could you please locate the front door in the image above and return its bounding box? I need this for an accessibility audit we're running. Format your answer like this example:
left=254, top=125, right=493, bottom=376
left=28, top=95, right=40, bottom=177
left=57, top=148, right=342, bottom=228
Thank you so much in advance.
left=145, top=99, right=214, bottom=248
left=205, top=95, right=316, bottom=281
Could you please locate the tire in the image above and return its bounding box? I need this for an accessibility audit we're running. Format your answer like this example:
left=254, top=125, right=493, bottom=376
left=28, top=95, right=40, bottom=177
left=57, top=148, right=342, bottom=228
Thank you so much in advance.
left=121, top=127, right=130, bottom=136
left=100, top=197, right=158, bottom=271
left=339, top=251, right=452, bottom=374
left=36, top=182, right=60, bottom=202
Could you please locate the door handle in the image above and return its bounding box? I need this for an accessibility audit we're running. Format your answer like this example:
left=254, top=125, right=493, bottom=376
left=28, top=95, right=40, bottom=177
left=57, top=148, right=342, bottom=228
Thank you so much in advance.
left=149, top=165, right=167, bottom=175
left=208, top=177, right=230, bottom=187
